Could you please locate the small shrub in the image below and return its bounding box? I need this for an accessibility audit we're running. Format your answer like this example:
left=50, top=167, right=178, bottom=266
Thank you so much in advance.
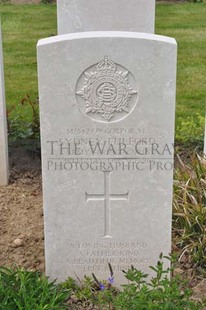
left=62, top=264, right=117, bottom=309
left=176, top=113, right=204, bottom=146
left=8, top=94, right=40, bottom=141
left=0, top=0, right=11, bottom=3
left=0, top=259, right=204, bottom=309
left=62, top=256, right=203, bottom=309
left=0, top=267, right=70, bottom=309
left=41, top=0, right=55, bottom=4
left=113, top=254, right=202, bottom=309
left=187, top=0, right=204, bottom=2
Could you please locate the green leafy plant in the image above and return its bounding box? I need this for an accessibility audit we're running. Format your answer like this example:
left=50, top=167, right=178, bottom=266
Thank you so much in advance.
left=41, top=0, right=55, bottom=4
left=62, top=264, right=117, bottom=309
left=0, top=0, right=10, bottom=3
left=0, top=258, right=204, bottom=309
left=8, top=94, right=40, bottom=142
left=114, top=254, right=202, bottom=310
left=188, top=0, right=204, bottom=3
left=173, top=153, right=206, bottom=267
left=176, top=113, right=204, bottom=146
left=60, top=257, right=203, bottom=309
left=0, top=267, right=70, bottom=309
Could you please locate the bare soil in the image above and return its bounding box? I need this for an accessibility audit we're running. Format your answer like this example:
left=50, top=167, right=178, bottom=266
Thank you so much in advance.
left=0, top=146, right=44, bottom=272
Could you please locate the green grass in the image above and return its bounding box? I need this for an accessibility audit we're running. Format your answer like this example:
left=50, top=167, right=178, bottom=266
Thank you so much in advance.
left=0, top=3, right=205, bottom=141
left=0, top=3, right=57, bottom=120
left=156, top=3, right=206, bottom=138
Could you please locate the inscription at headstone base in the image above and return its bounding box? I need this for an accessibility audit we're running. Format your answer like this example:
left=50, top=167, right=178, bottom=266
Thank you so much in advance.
left=38, top=32, right=177, bottom=285
left=0, top=21, right=9, bottom=186
left=57, top=0, right=156, bottom=35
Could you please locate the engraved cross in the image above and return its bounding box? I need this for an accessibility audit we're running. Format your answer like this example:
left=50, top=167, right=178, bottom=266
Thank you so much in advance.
left=85, top=171, right=129, bottom=238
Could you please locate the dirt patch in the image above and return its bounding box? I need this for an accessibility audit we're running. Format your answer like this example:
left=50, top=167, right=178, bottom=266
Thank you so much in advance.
left=0, top=146, right=44, bottom=272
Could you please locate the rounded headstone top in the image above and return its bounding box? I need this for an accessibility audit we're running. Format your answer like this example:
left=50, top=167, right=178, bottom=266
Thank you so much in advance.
left=57, top=0, right=155, bottom=35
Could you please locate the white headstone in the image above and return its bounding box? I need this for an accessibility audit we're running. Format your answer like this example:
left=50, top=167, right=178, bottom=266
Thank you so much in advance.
left=38, top=31, right=177, bottom=285
left=57, top=0, right=156, bottom=35
left=0, top=22, right=9, bottom=186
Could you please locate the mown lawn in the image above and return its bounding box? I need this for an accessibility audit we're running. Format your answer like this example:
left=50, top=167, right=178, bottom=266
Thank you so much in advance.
left=156, top=2, right=206, bottom=138
left=0, top=2, right=205, bottom=140
left=0, top=3, right=57, bottom=120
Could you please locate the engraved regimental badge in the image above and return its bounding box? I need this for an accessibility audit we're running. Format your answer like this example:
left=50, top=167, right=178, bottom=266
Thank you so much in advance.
left=76, top=56, right=138, bottom=123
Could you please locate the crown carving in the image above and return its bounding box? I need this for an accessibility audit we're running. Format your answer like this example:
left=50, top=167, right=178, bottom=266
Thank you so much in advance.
left=96, top=56, right=116, bottom=75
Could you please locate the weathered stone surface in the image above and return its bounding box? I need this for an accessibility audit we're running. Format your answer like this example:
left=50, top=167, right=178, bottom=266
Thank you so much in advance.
left=0, top=22, right=9, bottom=186
left=57, top=0, right=155, bottom=34
left=37, top=32, right=177, bottom=285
